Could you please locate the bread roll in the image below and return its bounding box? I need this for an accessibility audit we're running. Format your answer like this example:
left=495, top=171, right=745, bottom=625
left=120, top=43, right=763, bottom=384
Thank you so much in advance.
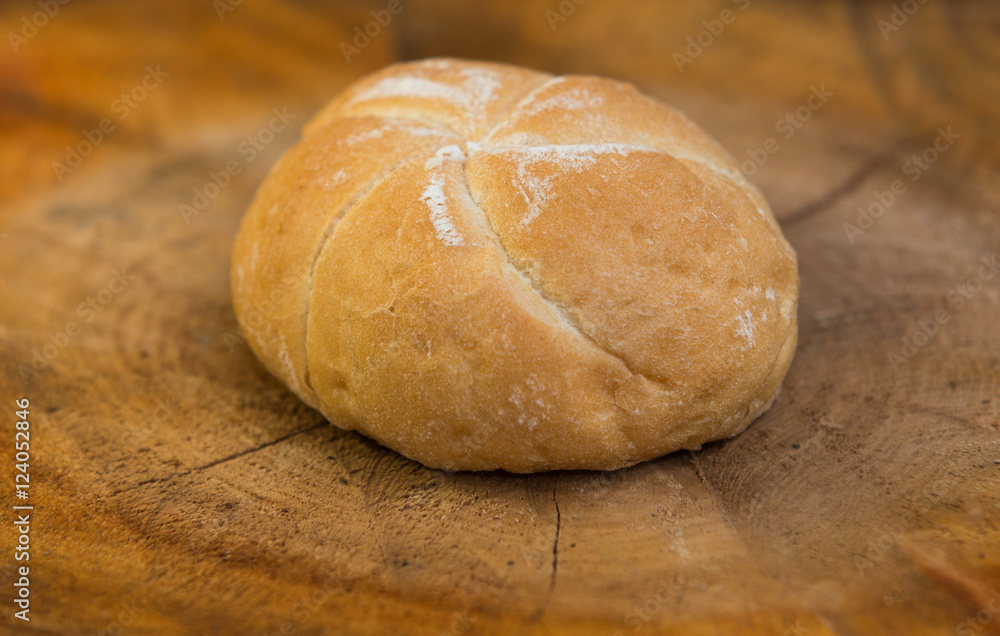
left=231, top=58, right=798, bottom=472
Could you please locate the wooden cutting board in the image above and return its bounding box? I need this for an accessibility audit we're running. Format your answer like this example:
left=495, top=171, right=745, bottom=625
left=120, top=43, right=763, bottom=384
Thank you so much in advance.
left=2, top=1, right=998, bottom=634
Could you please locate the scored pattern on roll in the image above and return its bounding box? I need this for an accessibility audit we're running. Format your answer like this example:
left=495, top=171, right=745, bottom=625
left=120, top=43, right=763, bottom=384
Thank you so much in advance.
left=231, top=58, right=799, bottom=472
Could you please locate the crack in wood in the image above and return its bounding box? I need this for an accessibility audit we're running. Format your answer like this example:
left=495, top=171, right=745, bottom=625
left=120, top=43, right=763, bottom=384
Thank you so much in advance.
left=685, top=450, right=752, bottom=552
left=782, top=142, right=905, bottom=228
left=550, top=485, right=561, bottom=593
left=110, top=422, right=327, bottom=496
left=194, top=422, right=327, bottom=471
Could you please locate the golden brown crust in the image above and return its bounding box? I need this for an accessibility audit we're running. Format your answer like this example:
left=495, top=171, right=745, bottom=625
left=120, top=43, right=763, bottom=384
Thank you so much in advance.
left=231, top=58, right=799, bottom=472
left=230, top=117, right=463, bottom=408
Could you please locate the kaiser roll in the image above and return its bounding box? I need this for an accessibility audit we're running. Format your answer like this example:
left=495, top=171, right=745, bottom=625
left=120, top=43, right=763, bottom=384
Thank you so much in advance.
left=231, top=58, right=798, bottom=472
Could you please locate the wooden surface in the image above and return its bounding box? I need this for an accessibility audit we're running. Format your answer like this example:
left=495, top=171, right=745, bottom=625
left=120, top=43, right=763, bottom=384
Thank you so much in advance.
left=2, top=1, right=999, bottom=634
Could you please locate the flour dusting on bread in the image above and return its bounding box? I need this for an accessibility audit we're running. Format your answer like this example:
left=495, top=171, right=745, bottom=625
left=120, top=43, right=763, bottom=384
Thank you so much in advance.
left=420, top=145, right=467, bottom=247
left=482, top=144, right=642, bottom=226
left=349, top=67, right=503, bottom=116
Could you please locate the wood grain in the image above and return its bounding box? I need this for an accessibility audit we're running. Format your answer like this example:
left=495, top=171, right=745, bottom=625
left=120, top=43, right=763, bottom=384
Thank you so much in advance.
left=1, top=1, right=998, bottom=634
